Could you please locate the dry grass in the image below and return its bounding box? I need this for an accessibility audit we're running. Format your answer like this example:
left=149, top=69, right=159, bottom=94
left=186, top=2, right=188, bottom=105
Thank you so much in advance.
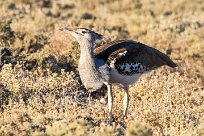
left=0, top=0, right=204, bottom=135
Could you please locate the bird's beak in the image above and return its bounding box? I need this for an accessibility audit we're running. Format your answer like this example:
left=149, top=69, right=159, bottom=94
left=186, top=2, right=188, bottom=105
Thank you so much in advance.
left=59, top=27, right=76, bottom=32
left=59, top=27, right=79, bottom=39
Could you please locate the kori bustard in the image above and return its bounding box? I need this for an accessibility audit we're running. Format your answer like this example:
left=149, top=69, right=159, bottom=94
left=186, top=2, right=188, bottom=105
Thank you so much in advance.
left=60, top=27, right=177, bottom=124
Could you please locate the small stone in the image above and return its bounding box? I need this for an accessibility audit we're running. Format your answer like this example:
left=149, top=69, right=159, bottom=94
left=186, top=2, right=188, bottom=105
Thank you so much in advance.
left=8, top=3, right=16, bottom=9
left=166, top=48, right=173, bottom=55
left=100, top=98, right=107, bottom=105
left=81, top=13, right=96, bottom=20
left=163, top=11, right=172, bottom=16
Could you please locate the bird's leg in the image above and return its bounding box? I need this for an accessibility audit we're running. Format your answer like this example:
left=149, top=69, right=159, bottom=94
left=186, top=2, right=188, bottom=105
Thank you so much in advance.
left=107, top=83, right=113, bottom=125
left=88, top=92, right=91, bottom=104
left=123, top=85, right=129, bottom=119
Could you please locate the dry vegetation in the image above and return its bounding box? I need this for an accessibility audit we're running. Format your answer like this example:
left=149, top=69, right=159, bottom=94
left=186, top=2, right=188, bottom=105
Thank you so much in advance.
left=0, top=0, right=204, bottom=135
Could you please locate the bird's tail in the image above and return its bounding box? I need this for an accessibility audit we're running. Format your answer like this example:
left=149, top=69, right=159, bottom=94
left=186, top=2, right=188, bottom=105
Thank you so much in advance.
left=154, top=49, right=177, bottom=68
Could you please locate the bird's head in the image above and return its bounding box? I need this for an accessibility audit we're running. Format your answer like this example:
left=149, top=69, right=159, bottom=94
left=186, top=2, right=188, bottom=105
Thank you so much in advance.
left=59, top=27, right=105, bottom=45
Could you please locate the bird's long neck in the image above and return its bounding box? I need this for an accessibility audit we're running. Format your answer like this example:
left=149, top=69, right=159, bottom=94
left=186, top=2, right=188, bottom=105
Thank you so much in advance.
left=78, top=40, right=104, bottom=90
left=79, top=40, right=95, bottom=68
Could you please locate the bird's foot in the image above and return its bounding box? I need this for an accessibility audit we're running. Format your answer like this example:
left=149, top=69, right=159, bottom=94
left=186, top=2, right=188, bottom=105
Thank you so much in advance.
left=88, top=93, right=92, bottom=105
left=109, top=113, right=113, bottom=125
left=122, top=116, right=127, bottom=128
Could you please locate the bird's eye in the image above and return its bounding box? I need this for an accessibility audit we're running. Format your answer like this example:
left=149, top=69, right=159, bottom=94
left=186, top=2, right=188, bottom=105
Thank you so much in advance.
left=81, top=31, right=86, bottom=34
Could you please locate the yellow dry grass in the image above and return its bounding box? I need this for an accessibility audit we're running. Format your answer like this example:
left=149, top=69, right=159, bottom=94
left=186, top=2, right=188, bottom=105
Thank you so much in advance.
left=0, top=0, right=204, bottom=135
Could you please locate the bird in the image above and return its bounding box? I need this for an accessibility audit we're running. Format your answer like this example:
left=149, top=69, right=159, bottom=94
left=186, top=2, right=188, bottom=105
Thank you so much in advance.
left=60, top=27, right=177, bottom=125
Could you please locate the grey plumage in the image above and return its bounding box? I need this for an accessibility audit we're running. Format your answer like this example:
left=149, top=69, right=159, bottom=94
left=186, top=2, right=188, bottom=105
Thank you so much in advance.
left=60, top=27, right=177, bottom=125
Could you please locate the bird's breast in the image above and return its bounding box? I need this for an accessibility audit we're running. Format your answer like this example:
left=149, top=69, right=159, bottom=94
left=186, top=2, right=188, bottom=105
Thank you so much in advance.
left=78, top=58, right=109, bottom=91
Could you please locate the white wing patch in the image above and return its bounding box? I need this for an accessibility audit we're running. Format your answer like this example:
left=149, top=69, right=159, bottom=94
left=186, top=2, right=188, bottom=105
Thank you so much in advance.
left=118, top=51, right=127, bottom=56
